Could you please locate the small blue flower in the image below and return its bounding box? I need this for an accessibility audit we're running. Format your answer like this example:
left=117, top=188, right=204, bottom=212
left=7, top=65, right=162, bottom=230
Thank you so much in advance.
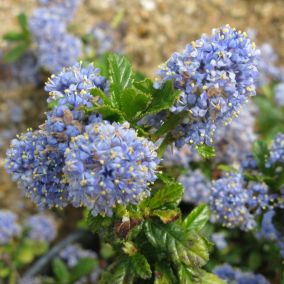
left=274, top=83, right=284, bottom=107
left=29, top=0, right=82, bottom=73
left=214, top=264, right=269, bottom=284
left=156, top=25, right=259, bottom=147
left=5, top=130, right=69, bottom=208
left=0, top=210, right=22, bottom=245
left=267, top=133, right=284, bottom=166
left=25, top=214, right=57, bottom=243
left=214, top=105, right=256, bottom=164
left=210, top=173, right=256, bottom=231
left=64, top=121, right=159, bottom=216
left=211, top=232, right=228, bottom=250
left=179, top=169, right=210, bottom=204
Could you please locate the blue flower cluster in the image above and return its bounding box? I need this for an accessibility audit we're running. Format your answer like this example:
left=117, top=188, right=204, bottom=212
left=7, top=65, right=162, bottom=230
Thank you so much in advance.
left=64, top=121, right=159, bottom=216
left=274, top=83, right=284, bottom=107
left=210, top=173, right=273, bottom=231
left=44, top=63, right=108, bottom=152
left=267, top=132, right=284, bottom=166
left=162, top=144, right=199, bottom=167
left=60, top=244, right=100, bottom=284
left=25, top=214, right=57, bottom=243
left=6, top=63, right=159, bottom=215
left=29, top=0, right=82, bottom=73
left=178, top=169, right=210, bottom=204
left=155, top=25, right=259, bottom=147
left=214, top=104, right=256, bottom=165
left=211, top=232, right=228, bottom=250
left=257, top=43, right=284, bottom=88
left=214, top=264, right=269, bottom=284
left=0, top=210, right=22, bottom=245
left=257, top=210, right=284, bottom=258
left=5, top=130, right=69, bottom=208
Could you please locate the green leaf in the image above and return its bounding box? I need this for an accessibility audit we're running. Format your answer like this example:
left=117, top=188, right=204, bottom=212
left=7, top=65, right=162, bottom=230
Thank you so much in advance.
left=154, top=262, right=177, bottom=284
left=134, top=79, right=180, bottom=115
left=252, top=140, right=269, bottom=171
left=183, top=204, right=210, bottom=232
left=70, top=258, right=98, bottom=282
left=144, top=221, right=209, bottom=267
left=145, top=177, right=184, bottom=209
left=93, top=53, right=110, bottom=78
left=99, top=258, right=133, bottom=284
left=108, top=54, right=133, bottom=108
left=87, top=212, right=112, bottom=233
left=3, top=42, right=29, bottom=63
left=17, top=13, right=29, bottom=34
left=177, top=264, right=197, bottom=284
left=152, top=208, right=180, bottom=224
left=120, top=88, right=151, bottom=120
left=196, top=145, right=216, bottom=159
left=92, top=105, right=124, bottom=122
left=3, top=32, right=25, bottom=41
left=131, top=253, right=151, bottom=279
left=200, top=271, right=226, bottom=284
left=91, top=88, right=111, bottom=105
left=52, top=258, right=70, bottom=284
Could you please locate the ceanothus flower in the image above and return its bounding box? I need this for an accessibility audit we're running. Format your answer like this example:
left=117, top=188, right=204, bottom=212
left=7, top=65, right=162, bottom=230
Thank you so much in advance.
left=60, top=244, right=97, bottom=268
left=64, top=121, right=159, bottom=216
left=257, top=210, right=284, bottom=258
left=5, top=130, right=69, bottom=208
left=274, top=83, right=284, bottom=107
left=214, top=264, right=269, bottom=284
left=210, top=173, right=256, bottom=231
left=25, top=214, right=57, bottom=243
left=45, top=63, right=109, bottom=107
left=37, top=34, right=82, bottom=73
left=44, top=63, right=108, bottom=149
left=155, top=25, right=259, bottom=147
left=211, top=232, right=228, bottom=250
left=60, top=244, right=100, bottom=284
left=162, top=144, right=200, bottom=167
left=178, top=169, right=210, bottom=204
left=214, top=104, right=256, bottom=165
left=267, top=133, right=284, bottom=166
left=257, top=43, right=284, bottom=87
left=0, top=210, right=22, bottom=245
left=29, top=0, right=82, bottom=73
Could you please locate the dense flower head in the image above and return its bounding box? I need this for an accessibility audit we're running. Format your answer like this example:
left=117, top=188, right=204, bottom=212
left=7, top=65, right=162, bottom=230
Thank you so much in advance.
left=211, top=232, right=228, bottom=250
left=214, top=264, right=269, bottom=284
left=162, top=144, right=200, bottom=167
left=257, top=43, right=284, bottom=87
left=25, top=214, right=57, bottom=243
left=45, top=63, right=109, bottom=107
left=37, top=34, right=82, bottom=73
left=29, top=0, right=82, bottom=72
left=246, top=183, right=274, bottom=214
left=257, top=210, right=284, bottom=258
left=274, top=83, right=284, bottom=107
left=155, top=25, right=259, bottom=147
left=179, top=169, right=210, bottom=204
left=5, top=130, right=69, bottom=208
left=214, top=105, right=256, bottom=164
left=267, top=132, right=284, bottom=166
left=88, top=23, right=116, bottom=56
left=0, top=210, right=22, bottom=245
left=210, top=173, right=256, bottom=231
left=60, top=244, right=97, bottom=268
left=60, top=244, right=100, bottom=284
left=64, top=121, right=159, bottom=216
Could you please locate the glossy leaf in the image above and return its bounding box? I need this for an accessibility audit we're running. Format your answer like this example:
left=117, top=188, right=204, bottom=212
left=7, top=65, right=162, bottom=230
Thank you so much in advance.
left=52, top=258, right=70, bottom=284
left=182, top=204, right=210, bottom=232
left=70, top=258, right=98, bottom=282
left=196, top=145, right=216, bottom=159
